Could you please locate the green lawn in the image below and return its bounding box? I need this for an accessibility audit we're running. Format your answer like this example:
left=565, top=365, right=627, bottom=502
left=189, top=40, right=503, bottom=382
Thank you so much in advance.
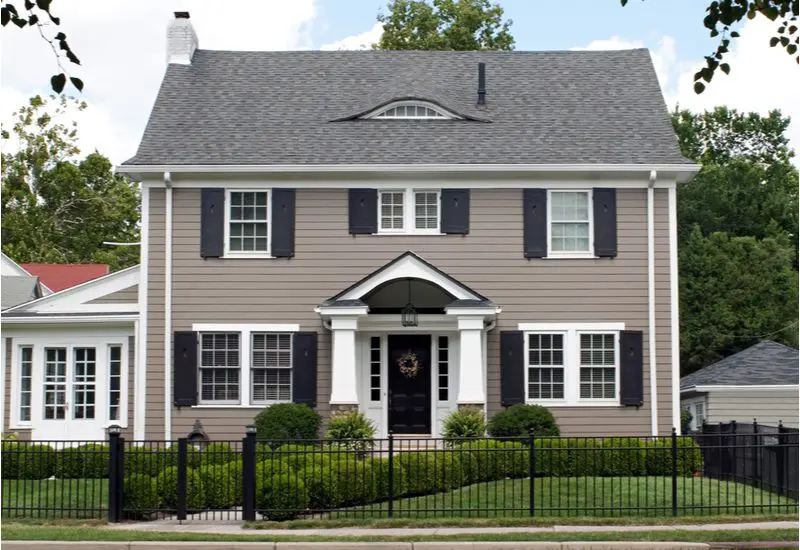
left=1, top=479, right=108, bottom=519
left=347, top=476, right=799, bottom=518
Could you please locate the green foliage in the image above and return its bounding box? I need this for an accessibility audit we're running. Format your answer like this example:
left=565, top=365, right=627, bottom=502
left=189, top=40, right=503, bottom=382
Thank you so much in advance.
left=376, top=0, right=514, bottom=51
left=122, top=473, right=159, bottom=516
left=1, top=95, right=140, bottom=271
left=487, top=404, right=560, bottom=438
left=442, top=406, right=486, bottom=444
left=55, top=444, right=108, bottom=479
left=299, top=465, right=343, bottom=509
left=325, top=411, right=376, bottom=452
left=457, top=439, right=527, bottom=481
left=255, top=474, right=309, bottom=521
left=1, top=442, right=56, bottom=479
left=253, top=403, right=321, bottom=445
left=398, top=451, right=465, bottom=495
left=274, top=444, right=323, bottom=471
left=645, top=437, right=704, bottom=476
left=255, top=458, right=294, bottom=493
left=125, top=447, right=177, bottom=477
left=367, top=456, right=409, bottom=500
left=681, top=409, right=694, bottom=432
left=155, top=466, right=204, bottom=510
left=198, top=462, right=240, bottom=509
left=599, top=437, right=646, bottom=476
left=201, top=442, right=237, bottom=465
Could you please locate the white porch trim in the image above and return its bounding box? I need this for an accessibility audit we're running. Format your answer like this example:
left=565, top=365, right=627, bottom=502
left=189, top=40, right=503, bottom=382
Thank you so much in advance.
left=329, top=316, right=360, bottom=404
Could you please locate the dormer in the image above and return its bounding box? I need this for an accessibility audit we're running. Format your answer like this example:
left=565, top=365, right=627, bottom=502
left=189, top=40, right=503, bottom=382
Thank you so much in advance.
left=362, top=100, right=461, bottom=120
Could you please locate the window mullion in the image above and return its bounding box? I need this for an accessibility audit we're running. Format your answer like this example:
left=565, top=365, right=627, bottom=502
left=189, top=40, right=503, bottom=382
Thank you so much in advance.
left=567, top=329, right=578, bottom=405
left=405, top=189, right=414, bottom=233
left=241, top=331, right=251, bottom=405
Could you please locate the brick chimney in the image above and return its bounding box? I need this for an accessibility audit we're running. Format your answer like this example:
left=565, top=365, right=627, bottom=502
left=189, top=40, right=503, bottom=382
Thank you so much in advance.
left=167, top=11, right=198, bottom=65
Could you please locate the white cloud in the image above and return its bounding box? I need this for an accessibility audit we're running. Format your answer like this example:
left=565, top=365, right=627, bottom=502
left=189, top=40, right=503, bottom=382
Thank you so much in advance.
left=1, top=1, right=318, bottom=164
left=321, top=22, right=383, bottom=51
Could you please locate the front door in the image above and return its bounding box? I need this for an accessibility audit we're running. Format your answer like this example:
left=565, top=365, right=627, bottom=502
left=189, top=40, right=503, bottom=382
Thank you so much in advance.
left=388, top=335, right=431, bottom=434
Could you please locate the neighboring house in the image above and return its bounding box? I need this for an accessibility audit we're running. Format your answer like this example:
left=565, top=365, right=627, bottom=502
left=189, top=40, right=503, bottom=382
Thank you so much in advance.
left=680, top=341, right=799, bottom=431
left=22, top=263, right=110, bottom=293
left=1, top=253, right=51, bottom=296
left=1, top=276, right=43, bottom=310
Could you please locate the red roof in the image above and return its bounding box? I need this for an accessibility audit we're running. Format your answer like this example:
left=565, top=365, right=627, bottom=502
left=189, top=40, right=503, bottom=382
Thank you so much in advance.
left=21, top=264, right=110, bottom=293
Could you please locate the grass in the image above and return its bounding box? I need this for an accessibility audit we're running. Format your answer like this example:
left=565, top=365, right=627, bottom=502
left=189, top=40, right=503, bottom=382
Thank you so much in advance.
left=1, top=524, right=798, bottom=543
left=346, top=476, right=798, bottom=518
left=1, top=479, right=108, bottom=519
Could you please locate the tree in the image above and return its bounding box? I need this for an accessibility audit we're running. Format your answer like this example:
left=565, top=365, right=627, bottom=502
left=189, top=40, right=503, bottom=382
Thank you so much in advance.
left=375, top=0, right=514, bottom=51
left=1, top=0, right=82, bottom=93
left=1, top=95, right=139, bottom=271
left=622, top=1, right=798, bottom=93
left=679, top=227, right=798, bottom=374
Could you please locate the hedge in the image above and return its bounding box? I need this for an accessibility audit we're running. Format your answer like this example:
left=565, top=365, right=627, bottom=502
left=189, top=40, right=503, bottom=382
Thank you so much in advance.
left=198, top=462, right=240, bottom=509
left=398, top=451, right=467, bottom=495
left=456, top=440, right=528, bottom=482
left=274, top=444, right=322, bottom=470
left=1, top=442, right=56, bottom=479
left=55, top=444, right=109, bottom=479
left=123, top=473, right=159, bottom=517
left=600, top=437, right=647, bottom=476
left=201, top=442, right=238, bottom=465
left=299, top=465, right=342, bottom=509
left=368, top=456, right=409, bottom=500
left=255, top=473, right=309, bottom=521
left=645, top=437, right=704, bottom=476
left=155, top=466, right=204, bottom=510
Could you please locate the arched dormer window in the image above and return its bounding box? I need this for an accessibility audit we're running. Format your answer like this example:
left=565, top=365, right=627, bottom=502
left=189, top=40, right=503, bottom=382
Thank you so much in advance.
left=363, top=101, right=460, bottom=120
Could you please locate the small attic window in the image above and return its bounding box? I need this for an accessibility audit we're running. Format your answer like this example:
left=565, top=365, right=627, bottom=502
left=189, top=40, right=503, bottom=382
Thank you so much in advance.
left=364, top=101, right=459, bottom=120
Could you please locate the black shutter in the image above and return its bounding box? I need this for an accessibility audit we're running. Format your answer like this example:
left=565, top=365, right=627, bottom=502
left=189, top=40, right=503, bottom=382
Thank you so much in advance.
left=440, top=189, right=470, bottom=234
left=173, top=331, right=198, bottom=407
left=523, top=189, right=547, bottom=258
left=200, top=188, right=225, bottom=258
left=500, top=330, right=525, bottom=407
left=271, top=188, right=295, bottom=258
left=619, top=330, right=644, bottom=407
left=292, top=332, right=318, bottom=407
left=348, top=189, right=377, bottom=234
left=593, top=188, right=617, bottom=257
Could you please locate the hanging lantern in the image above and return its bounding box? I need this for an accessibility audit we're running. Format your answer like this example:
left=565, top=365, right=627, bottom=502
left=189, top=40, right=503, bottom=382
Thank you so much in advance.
left=401, top=279, right=418, bottom=327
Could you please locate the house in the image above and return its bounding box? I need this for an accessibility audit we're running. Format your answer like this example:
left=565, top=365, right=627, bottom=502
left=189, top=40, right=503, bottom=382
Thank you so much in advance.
left=1, top=253, right=50, bottom=304
left=680, top=341, right=799, bottom=430
left=4, top=12, right=699, bottom=442
left=21, top=263, right=110, bottom=293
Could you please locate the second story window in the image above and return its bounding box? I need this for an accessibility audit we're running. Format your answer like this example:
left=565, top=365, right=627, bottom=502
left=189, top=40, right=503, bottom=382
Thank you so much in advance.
left=549, top=191, right=591, bottom=254
left=226, top=190, right=270, bottom=256
left=378, top=189, right=440, bottom=234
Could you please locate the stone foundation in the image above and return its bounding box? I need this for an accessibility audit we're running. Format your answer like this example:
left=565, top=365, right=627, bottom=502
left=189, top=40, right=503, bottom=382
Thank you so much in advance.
left=329, top=403, right=359, bottom=415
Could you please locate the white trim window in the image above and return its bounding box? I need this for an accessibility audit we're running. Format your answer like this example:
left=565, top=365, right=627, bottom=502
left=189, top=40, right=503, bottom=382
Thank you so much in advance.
left=225, top=190, right=271, bottom=257
left=72, top=347, right=97, bottom=420
left=108, top=345, right=123, bottom=422
left=251, top=333, right=293, bottom=404
left=527, top=334, right=565, bottom=400
left=364, top=101, right=458, bottom=120
left=44, top=348, right=68, bottom=420
left=378, top=188, right=441, bottom=234
left=199, top=333, right=241, bottom=404
left=18, top=346, right=33, bottom=423
left=548, top=190, right=593, bottom=256
left=578, top=333, right=616, bottom=400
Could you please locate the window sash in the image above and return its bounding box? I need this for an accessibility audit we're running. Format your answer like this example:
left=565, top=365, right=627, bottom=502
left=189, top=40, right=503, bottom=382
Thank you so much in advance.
left=199, top=332, right=241, bottom=404
left=378, top=189, right=440, bottom=234
left=108, top=345, right=122, bottom=422
left=18, top=346, right=33, bottom=423
left=72, top=347, right=97, bottom=420
left=548, top=190, right=592, bottom=254
left=250, top=332, right=293, bottom=404
left=369, top=336, right=381, bottom=402
left=437, top=336, right=449, bottom=402
left=526, top=333, right=566, bottom=402
left=226, top=190, right=271, bottom=255
left=578, top=332, right=617, bottom=401
left=44, top=347, right=68, bottom=420
left=379, top=191, right=405, bottom=231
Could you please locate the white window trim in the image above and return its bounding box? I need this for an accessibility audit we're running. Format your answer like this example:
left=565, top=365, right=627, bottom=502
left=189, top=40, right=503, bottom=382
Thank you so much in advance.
left=546, top=189, right=596, bottom=259
left=198, top=332, right=242, bottom=406
left=363, top=100, right=460, bottom=120
left=13, top=345, right=33, bottom=427
left=192, top=323, right=300, bottom=407
left=223, top=188, right=273, bottom=259
left=520, top=322, right=624, bottom=407
left=682, top=396, right=707, bottom=430
left=377, top=188, right=442, bottom=235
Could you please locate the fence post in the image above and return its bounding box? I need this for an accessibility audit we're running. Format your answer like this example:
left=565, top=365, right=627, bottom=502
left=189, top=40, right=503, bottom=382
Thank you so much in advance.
left=753, top=418, right=759, bottom=484
left=671, top=427, right=678, bottom=517
left=528, top=429, right=536, bottom=517
left=176, top=438, right=188, bottom=521
left=387, top=432, right=394, bottom=519
left=107, top=425, right=124, bottom=523
left=242, top=424, right=257, bottom=521
left=776, top=420, right=786, bottom=497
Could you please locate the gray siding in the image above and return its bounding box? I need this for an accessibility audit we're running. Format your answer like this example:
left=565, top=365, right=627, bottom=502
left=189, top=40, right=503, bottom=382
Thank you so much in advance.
left=87, top=284, right=139, bottom=304
left=148, top=186, right=676, bottom=440
left=706, top=389, right=799, bottom=429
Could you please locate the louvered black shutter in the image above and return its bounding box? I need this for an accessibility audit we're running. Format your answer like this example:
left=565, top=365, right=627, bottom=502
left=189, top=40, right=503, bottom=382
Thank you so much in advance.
left=292, top=332, right=318, bottom=407
left=440, top=189, right=470, bottom=234
left=348, top=189, right=377, bottom=234
left=593, top=188, right=617, bottom=257
left=200, top=188, right=225, bottom=258
left=500, top=330, right=525, bottom=407
left=173, top=331, right=198, bottom=407
left=271, top=188, right=295, bottom=258
left=619, top=330, right=644, bottom=407
left=523, top=189, right=547, bottom=258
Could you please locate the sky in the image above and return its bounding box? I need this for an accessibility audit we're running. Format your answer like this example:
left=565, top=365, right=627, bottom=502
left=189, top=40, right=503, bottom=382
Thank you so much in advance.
left=1, top=0, right=798, bottom=165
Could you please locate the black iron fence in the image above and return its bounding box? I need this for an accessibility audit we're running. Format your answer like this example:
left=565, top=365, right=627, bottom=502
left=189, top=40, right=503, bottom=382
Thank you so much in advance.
left=2, top=428, right=797, bottom=521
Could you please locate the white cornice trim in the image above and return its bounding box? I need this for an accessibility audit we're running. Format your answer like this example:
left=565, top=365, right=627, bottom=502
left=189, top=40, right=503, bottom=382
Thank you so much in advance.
left=681, top=384, right=799, bottom=393
left=518, top=322, right=626, bottom=332
left=192, top=323, right=301, bottom=333
left=1, top=314, right=138, bottom=324
left=314, top=306, right=370, bottom=317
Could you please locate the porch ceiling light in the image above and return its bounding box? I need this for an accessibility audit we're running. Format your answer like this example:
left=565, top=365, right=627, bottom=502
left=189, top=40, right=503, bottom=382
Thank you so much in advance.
left=401, top=278, right=418, bottom=327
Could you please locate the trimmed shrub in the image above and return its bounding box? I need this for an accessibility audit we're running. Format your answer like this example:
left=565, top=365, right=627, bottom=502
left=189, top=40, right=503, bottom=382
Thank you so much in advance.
left=253, top=403, right=321, bottom=446
left=533, top=438, right=572, bottom=476
left=599, top=437, right=646, bottom=476
left=367, top=456, right=408, bottom=500
left=1, top=442, right=56, bottom=479
left=457, top=439, right=528, bottom=482
left=201, top=442, right=237, bottom=465
left=325, top=411, right=376, bottom=452
left=155, top=466, right=205, bottom=510
left=256, top=473, right=309, bottom=521
left=399, top=451, right=465, bottom=495
left=327, top=454, right=375, bottom=504
left=56, top=444, right=109, bottom=479
left=198, top=462, right=238, bottom=509
left=645, top=437, right=704, bottom=476
left=442, top=406, right=486, bottom=445
left=275, top=444, right=322, bottom=471
left=299, top=465, right=342, bottom=509
left=255, top=458, right=294, bottom=499
left=222, top=460, right=243, bottom=505
left=125, top=447, right=175, bottom=476
left=487, top=404, right=560, bottom=438
left=123, top=473, right=159, bottom=516
left=564, top=438, right=604, bottom=477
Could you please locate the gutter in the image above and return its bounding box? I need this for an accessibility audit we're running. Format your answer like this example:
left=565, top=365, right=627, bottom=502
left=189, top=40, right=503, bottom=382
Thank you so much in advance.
left=648, top=171, right=659, bottom=436
left=164, top=172, right=173, bottom=441
left=0, top=314, right=138, bottom=324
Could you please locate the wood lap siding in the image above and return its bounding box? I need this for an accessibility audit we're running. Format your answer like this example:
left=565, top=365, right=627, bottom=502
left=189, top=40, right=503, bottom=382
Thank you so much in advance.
left=707, top=390, right=800, bottom=429
left=150, top=187, right=675, bottom=439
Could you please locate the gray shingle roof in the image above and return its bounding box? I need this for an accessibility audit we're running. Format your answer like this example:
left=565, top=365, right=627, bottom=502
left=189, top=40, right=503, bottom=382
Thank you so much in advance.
left=680, top=341, right=799, bottom=389
left=1, top=276, right=41, bottom=310
left=124, top=49, right=691, bottom=166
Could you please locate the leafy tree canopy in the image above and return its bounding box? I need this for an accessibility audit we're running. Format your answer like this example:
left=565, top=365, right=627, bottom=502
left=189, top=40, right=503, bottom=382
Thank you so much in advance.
left=1, top=95, right=140, bottom=271
left=622, top=0, right=798, bottom=94
left=376, top=0, right=514, bottom=51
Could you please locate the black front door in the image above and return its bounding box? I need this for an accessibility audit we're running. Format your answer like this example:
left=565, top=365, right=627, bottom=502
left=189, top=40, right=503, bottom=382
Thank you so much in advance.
left=388, top=334, right=432, bottom=434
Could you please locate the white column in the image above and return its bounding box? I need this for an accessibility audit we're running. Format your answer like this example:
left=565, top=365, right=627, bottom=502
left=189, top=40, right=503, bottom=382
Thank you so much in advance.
left=456, top=317, right=486, bottom=404
left=330, top=316, right=359, bottom=404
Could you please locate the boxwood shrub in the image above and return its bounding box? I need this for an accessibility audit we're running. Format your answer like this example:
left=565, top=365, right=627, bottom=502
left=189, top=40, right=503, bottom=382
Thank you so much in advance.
left=201, top=442, right=238, bottom=465
left=253, top=403, right=321, bottom=446
left=299, top=465, right=342, bottom=509
left=198, top=462, right=239, bottom=509
left=1, top=442, right=56, bottom=479
left=456, top=440, right=527, bottom=482
left=533, top=438, right=571, bottom=476
left=56, top=444, right=109, bottom=479
left=645, top=437, right=703, bottom=476
left=155, top=466, right=205, bottom=510
left=398, top=451, right=465, bottom=495
left=486, top=404, right=560, bottom=438
left=123, top=473, right=159, bottom=517
left=256, top=473, right=309, bottom=521
left=599, top=437, right=646, bottom=476
left=367, top=456, right=408, bottom=500
left=125, top=447, right=173, bottom=476
left=274, top=444, right=322, bottom=471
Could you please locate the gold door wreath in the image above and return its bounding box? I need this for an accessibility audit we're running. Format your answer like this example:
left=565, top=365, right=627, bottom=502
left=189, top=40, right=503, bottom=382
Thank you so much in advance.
left=397, top=350, right=422, bottom=378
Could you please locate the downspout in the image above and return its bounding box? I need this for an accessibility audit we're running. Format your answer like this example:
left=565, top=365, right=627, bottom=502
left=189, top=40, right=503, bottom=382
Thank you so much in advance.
left=482, top=318, right=497, bottom=419
left=134, top=186, right=150, bottom=440
left=647, top=170, right=659, bottom=436
left=164, top=172, right=173, bottom=441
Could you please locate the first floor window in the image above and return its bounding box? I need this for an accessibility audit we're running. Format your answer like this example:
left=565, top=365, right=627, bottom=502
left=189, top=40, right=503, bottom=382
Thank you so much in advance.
left=228, top=190, right=269, bottom=254
left=44, top=347, right=67, bottom=420
left=72, top=347, right=97, bottom=419
left=527, top=334, right=565, bottom=399
left=579, top=333, right=616, bottom=399
left=251, top=333, right=292, bottom=403
left=369, top=336, right=381, bottom=402
left=200, top=333, right=240, bottom=403
left=109, top=345, right=122, bottom=421
left=550, top=191, right=591, bottom=253
left=18, top=346, right=32, bottom=422
left=437, top=336, right=449, bottom=401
